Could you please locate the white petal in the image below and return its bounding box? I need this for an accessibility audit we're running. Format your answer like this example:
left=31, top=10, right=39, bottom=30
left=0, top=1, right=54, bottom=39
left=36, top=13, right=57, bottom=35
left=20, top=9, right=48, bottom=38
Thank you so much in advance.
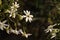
left=45, top=29, right=49, bottom=33
left=6, top=10, right=10, bottom=13
left=51, top=33, right=56, bottom=39
left=15, top=30, right=19, bottom=35
left=51, top=35, right=56, bottom=39
left=26, top=10, right=30, bottom=15
left=11, top=6, right=14, bottom=9
left=23, top=10, right=30, bottom=15
left=25, top=35, right=28, bottom=38
left=25, top=34, right=32, bottom=38
left=13, top=13, right=16, bottom=18
left=6, top=30, right=10, bottom=34
left=9, top=14, right=12, bottom=17
left=26, top=17, right=29, bottom=22
left=30, top=15, right=33, bottom=17
left=19, top=29, right=24, bottom=34
left=27, top=34, right=32, bottom=36
left=10, top=29, right=14, bottom=33
left=23, top=10, right=26, bottom=14
left=49, top=29, right=53, bottom=32
left=15, top=2, right=17, bottom=4
left=22, top=15, right=26, bottom=18
left=3, top=24, right=9, bottom=27
left=29, top=18, right=32, bottom=22
left=53, top=24, right=57, bottom=27
left=2, top=20, right=7, bottom=24
left=12, top=3, right=14, bottom=5
left=0, top=27, right=4, bottom=30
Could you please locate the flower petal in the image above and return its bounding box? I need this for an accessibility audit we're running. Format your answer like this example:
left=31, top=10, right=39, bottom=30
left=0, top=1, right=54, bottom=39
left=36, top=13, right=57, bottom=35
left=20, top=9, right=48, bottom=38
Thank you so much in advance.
left=26, top=17, right=29, bottom=22
left=30, top=15, right=33, bottom=17
left=2, top=20, right=7, bottom=24
left=29, top=18, right=32, bottom=22
left=13, top=13, right=16, bottom=18
left=19, top=29, right=24, bottom=34
left=23, top=10, right=26, bottom=14
left=22, top=15, right=26, bottom=18
left=26, top=10, right=30, bottom=15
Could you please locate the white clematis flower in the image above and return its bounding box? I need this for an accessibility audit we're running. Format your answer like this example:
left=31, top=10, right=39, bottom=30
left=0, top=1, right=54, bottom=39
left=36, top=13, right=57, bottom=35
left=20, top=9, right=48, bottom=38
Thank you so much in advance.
left=45, top=25, right=53, bottom=33
left=11, top=2, right=19, bottom=9
left=45, top=24, right=57, bottom=33
left=0, top=20, right=9, bottom=30
left=7, top=9, right=16, bottom=18
left=9, top=2, right=19, bottom=18
left=22, top=10, right=33, bottom=22
left=19, top=29, right=32, bottom=38
left=6, top=2, right=19, bottom=18
left=45, top=24, right=59, bottom=39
